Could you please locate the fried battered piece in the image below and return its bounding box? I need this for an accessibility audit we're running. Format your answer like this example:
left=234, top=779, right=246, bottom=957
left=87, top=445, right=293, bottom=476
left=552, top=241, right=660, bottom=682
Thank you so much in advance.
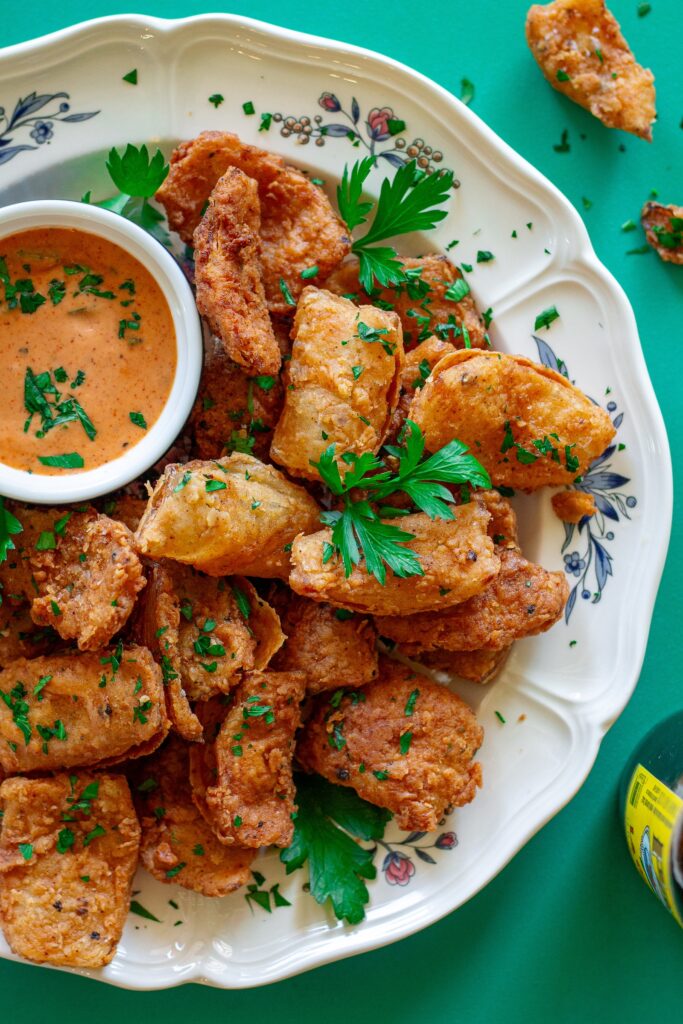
left=417, top=646, right=512, bottom=684
left=375, top=546, right=568, bottom=653
left=134, top=454, right=321, bottom=579
left=270, top=288, right=404, bottom=481
left=190, top=332, right=283, bottom=461
left=268, top=587, right=378, bottom=694
left=103, top=494, right=149, bottom=533
left=290, top=504, right=499, bottom=616
left=297, top=658, right=483, bottom=831
left=30, top=510, right=146, bottom=651
left=0, top=505, right=58, bottom=602
left=551, top=489, right=597, bottom=523
left=0, top=646, right=169, bottom=774
left=194, top=167, right=280, bottom=375
left=0, top=772, right=139, bottom=968
left=386, top=336, right=457, bottom=444
left=641, top=202, right=683, bottom=264
left=526, top=0, right=656, bottom=141
left=0, top=600, right=58, bottom=669
left=133, top=737, right=255, bottom=896
left=156, top=131, right=350, bottom=312
left=478, top=489, right=519, bottom=548
left=140, top=563, right=284, bottom=741
left=189, top=670, right=306, bottom=848
left=409, top=350, right=615, bottom=490
left=325, top=255, right=488, bottom=350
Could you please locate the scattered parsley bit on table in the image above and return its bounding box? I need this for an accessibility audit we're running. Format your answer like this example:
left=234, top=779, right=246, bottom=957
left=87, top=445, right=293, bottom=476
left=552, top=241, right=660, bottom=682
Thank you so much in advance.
left=460, top=78, right=475, bottom=106
left=553, top=129, right=570, bottom=153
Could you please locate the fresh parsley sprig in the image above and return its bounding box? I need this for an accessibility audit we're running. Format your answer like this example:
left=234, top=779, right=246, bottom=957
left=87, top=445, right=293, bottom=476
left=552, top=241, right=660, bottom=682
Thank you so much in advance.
left=337, top=158, right=454, bottom=291
left=281, top=774, right=391, bottom=924
left=86, top=144, right=170, bottom=245
left=0, top=498, right=22, bottom=565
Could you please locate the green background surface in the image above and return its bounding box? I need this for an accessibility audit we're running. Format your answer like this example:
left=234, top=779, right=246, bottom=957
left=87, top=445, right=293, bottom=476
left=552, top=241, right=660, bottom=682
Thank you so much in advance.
left=1, top=1, right=681, bottom=1019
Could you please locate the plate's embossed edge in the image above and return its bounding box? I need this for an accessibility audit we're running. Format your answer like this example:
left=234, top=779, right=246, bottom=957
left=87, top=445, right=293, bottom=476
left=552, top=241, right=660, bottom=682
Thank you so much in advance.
left=0, top=90, right=98, bottom=166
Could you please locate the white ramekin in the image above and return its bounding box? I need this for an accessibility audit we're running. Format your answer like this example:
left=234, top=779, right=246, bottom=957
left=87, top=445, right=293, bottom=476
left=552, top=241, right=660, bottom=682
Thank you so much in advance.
left=0, top=199, right=202, bottom=504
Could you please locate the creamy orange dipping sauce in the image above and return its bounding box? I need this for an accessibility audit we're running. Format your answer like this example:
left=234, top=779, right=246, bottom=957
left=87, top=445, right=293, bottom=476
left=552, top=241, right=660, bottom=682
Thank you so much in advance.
left=0, top=227, right=177, bottom=475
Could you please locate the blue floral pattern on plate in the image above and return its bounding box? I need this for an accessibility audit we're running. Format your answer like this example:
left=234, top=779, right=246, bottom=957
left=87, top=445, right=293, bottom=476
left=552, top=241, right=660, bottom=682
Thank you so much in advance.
left=0, top=91, right=99, bottom=166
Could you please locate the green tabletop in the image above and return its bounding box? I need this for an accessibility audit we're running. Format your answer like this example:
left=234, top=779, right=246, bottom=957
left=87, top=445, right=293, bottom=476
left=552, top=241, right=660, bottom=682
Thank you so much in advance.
left=2, top=1, right=681, bottom=1018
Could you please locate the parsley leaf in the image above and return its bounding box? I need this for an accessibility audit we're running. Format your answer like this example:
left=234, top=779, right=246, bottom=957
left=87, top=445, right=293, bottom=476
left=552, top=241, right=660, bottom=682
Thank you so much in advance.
left=105, top=144, right=169, bottom=198
left=336, top=157, right=375, bottom=232
left=280, top=774, right=391, bottom=924
left=0, top=498, right=23, bottom=564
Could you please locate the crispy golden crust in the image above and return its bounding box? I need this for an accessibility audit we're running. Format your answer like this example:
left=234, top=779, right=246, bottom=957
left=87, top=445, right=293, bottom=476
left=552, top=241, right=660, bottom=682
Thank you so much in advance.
left=375, top=546, right=568, bottom=652
left=0, top=772, right=140, bottom=968
left=268, top=587, right=379, bottom=694
left=526, top=0, right=656, bottom=140
left=641, top=202, right=683, bottom=264
left=386, top=336, right=457, bottom=445
left=156, top=131, right=350, bottom=313
left=417, top=646, right=512, bottom=684
left=0, top=599, right=59, bottom=669
left=140, top=562, right=284, bottom=738
left=193, top=167, right=281, bottom=375
left=296, top=658, right=483, bottom=831
left=133, top=737, right=255, bottom=896
left=134, top=455, right=321, bottom=579
left=189, top=671, right=306, bottom=848
left=270, top=288, right=404, bottom=481
left=189, top=332, right=284, bottom=462
left=103, top=495, right=149, bottom=533
left=289, top=505, right=499, bottom=616
left=409, top=350, right=615, bottom=490
left=478, top=489, right=519, bottom=548
left=324, top=255, right=488, bottom=350
left=551, top=489, right=597, bottom=523
left=0, top=646, right=169, bottom=774
left=0, top=506, right=62, bottom=603
left=29, top=511, right=146, bottom=652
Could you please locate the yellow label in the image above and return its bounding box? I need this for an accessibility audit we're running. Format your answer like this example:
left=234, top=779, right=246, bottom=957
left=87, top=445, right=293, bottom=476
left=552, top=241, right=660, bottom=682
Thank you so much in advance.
left=624, top=763, right=683, bottom=927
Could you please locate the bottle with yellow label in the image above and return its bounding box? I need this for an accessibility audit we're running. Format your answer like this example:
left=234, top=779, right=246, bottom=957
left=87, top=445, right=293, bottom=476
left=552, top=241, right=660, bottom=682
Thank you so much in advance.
left=620, top=711, right=683, bottom=927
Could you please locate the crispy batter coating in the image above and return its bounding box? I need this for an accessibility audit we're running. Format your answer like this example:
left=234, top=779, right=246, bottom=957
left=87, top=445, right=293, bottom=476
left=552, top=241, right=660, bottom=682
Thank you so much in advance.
left=103, top=494, right=148, bottom=533
left=134, top=454, right=321, bottom=579
left=270, top=287, right=404, bottom=481
left=551, top=489, right=597, bottom=523
left=0, top=599, right=58, bottom=669
left=296, top=657, right=483, bottom=831
left=526, top=0, right=656, bottom=140
left=409, top=350, right=615, bottom=490
left=0, top=646, right=169, bottom=774
left=387, top=336, right=457, bottom=444
left=324, top=255, right=488, bottom=350
left=156, top=131, right=350, bottom=312
left=478, top=489, right=519, bottom=548
left=0, top=772, right=139, bottom=967
left=289, top=504, right=499, bottom=616
left=194, top=167, right=280, bottom=375
left=375, top=546, right=568, bottom=653
left=30, top=510, right=146, bottom=651
left=189, top=332, right=283, bottom=461
left=418, top=646, right=512, bottom=684
left=0, top=505, right=58, bottom=603
left=140, top=563, right=284, bottom=740
left=268, top=587, right=379, bottom=694
left=133, top=737, right=255, bottom=896
left=189, top=670, right=306, bottom=848
left=641, top=202, right=683, bottom=264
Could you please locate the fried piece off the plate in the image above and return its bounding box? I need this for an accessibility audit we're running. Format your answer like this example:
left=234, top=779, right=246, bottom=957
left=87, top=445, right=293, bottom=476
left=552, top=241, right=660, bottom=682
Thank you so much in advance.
left=297, top=658, right=483, bottom=831
left=30, top=510, right=146, bottom=651
left=133, top=737, right=255, bottom=896
left=189, top=670, right=306, bottom=848
left=409, top=350, right=615, bottom=490
left=270, top=288, right=404, bottom=481
left=290, top=505, right=499, bottom=616
left=135, top=454, right=321, bottom=579
left=526, top=0, right=656, bottom=141
left=551, top=489, right=597, bottom=523
left=418, top=646, right=512, bottom=684
left=386, top=336, right=457, bottom=444
left=156, top=131, right=350, bottom=312
left=190, top=333, right=283, bottom=461
left=0, top=772, right=139, bottom=968
left=140, top=563, right=284, bottom=740
left=325, top=255, right=488, bottom=350
left=641, top=202, right=683, bottom=264
left=194, top=167, right=280, bottom=375
left=268, top=587, right=378, bottom=694
left=375, top=546, right=568, bottom=653
left=0, top=646, right=169, bottom=774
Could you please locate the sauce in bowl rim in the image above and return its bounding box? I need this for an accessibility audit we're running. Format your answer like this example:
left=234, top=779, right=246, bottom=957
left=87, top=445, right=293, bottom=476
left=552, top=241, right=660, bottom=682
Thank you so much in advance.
left=0, top=200, right=202, bottom=504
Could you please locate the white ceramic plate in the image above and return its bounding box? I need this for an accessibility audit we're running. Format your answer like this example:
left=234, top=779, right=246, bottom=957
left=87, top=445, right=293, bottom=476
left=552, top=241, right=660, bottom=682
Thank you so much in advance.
left=0, top=13, right=672, bottom=990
